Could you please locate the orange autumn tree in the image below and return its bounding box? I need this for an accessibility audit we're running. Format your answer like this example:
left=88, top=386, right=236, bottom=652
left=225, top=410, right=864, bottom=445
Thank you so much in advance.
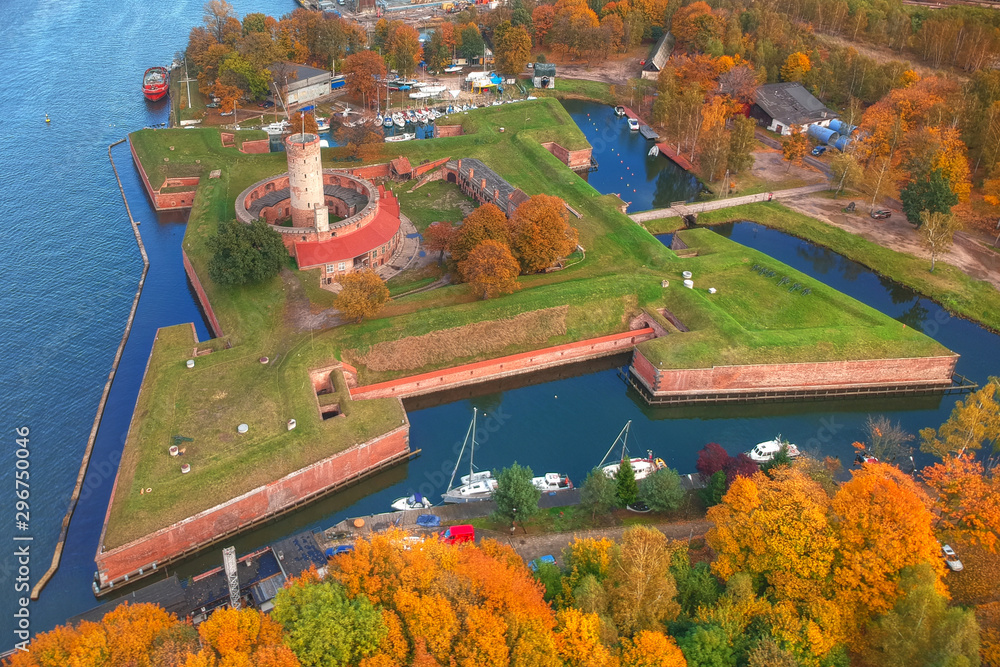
left=510, top=194, right=579, bottom=274
left=328, top=529, right=559, bottom=664
left=187, top=607, right=300, bottom=667
left=620, top=630, right=687, bottom=667
left=831, top=463, right=946, bottom=624
left=923, top=453, right=1000, bottom=552
left=707, top=467, right=837, bottom=606
left=460, top=239, right=522, bottom=300
left=8, top=603, right=195, bottom=667
left=448, top=203, right=512, bottom=268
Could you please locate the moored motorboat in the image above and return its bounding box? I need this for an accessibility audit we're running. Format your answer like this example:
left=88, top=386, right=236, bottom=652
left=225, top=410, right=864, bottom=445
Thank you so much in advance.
left=444, top=65, right=463, bottom=73
left=390, top=493, right=432, bottom=511
left=627, top=117, right=640, bottom=131
left=746, top=435, right=801, bottom=463
left=531, top=473, right=573, bottom=492
left=316, top=117, right=330, bottom=132
left=142, top=66, right=169, bottom=101
left=384, top=132, right=415, bottom=142
left=614, top=105, right=626, bottom=116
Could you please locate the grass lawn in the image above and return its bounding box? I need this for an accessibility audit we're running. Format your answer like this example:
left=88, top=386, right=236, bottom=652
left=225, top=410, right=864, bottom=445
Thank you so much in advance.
left=534, top=78, right=616, bottom=105
left=391, top=179, right=475, bottom=232
left=688, top=203, right=1000, bottom=333
left=115, top=97, right=956, bottom=545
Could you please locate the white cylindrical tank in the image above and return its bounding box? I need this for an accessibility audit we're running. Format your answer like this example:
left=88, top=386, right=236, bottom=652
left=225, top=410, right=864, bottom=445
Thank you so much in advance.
left=285, top=133, right=325, bottom=228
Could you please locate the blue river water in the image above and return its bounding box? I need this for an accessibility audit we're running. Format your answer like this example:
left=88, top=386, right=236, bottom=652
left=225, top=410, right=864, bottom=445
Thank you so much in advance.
left=2, top=0, right=999, bottom=646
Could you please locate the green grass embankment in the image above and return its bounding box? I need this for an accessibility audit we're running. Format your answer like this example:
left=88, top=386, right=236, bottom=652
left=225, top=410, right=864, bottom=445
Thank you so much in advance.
left=685, top=203, right=1000, bottom=334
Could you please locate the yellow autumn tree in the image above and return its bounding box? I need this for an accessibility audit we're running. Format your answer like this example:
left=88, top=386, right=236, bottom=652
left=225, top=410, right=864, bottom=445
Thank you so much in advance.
left=553, top=608, right=615, bottom=667
left=832, top=463, right=946, bottom=626
left=781, top=52, right=811, bottom=82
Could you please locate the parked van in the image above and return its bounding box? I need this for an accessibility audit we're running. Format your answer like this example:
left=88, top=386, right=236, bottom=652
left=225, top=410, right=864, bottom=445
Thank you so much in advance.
left=438, top=524, right=475, bottom=545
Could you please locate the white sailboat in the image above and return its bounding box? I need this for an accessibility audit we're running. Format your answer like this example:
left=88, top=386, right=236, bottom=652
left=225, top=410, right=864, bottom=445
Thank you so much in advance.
left=442, top=409, right=497, bottom=503
left=598, top=421, right=666, bottom=481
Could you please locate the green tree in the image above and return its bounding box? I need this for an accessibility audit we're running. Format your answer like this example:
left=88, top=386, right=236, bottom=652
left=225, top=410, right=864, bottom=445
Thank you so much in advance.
left=459, top=24, right=485, bottom=61
left=207, top=219, right=286, bottom=286
left=918, top=210, right=963, bottom=273
left=860, top=564, right=980, bottom=667
left=671, top=551, right=721, bottom=618
left=727, top=116, right=756, bottom=174
left=699, top=470, right=727, bottom=507
left=615, top=459, right=638, bottom=507
left=678, top=624, right=735, bottom=667
left=335, top=269, right=390, bottom=323
left=900, top=168, right=958, bottom=226
left=638, top=467, right=686, bottom=512
left=491, top=462, right=542, bottom=527
left=271, top=580, right=387, bottom=667
left=580, top=467, right=617, bottom=520
left=242, top=12, right=268, bottom=34
left=920, top=378, right=1000, bottom=457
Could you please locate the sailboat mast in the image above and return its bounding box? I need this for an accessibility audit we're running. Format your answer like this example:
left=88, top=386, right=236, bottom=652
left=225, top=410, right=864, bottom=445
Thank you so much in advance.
left=469, top=408, right=477, bottom=480
left=446, top=409, right=476, bottom=493
left=597, top=420, right=632, bottom=469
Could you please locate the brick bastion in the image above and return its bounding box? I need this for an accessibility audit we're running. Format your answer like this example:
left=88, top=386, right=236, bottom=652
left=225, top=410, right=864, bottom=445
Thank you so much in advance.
left=629, top=347, right=959, bottom=404
left=94, top=406, right=411, bottom=591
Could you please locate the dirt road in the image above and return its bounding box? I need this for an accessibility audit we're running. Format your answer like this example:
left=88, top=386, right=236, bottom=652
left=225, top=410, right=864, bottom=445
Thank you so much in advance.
left=784, top=195, right=1000, bottom=290
left=485, top=519, right=713, bottom=565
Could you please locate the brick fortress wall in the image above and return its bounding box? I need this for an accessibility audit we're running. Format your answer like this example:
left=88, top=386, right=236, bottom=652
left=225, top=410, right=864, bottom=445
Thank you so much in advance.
left=630, top=348, right=958, bottom=398
left=95, top=422, right=410, bottom=588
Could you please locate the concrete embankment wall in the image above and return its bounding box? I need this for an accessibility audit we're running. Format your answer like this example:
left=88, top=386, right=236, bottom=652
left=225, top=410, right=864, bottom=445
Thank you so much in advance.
left=350, top=328, right=657, bottom=401
left=95, top=423, right=411, bottom=590
left=631, top=348, right=958, bottom=399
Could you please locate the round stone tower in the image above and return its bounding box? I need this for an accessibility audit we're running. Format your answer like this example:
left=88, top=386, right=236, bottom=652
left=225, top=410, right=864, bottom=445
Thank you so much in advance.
left=284, top=133, right=327, bottom=229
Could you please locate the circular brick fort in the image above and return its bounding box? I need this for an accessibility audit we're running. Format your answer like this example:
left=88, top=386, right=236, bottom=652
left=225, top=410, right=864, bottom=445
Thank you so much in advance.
left=236, top=133, right=403, bottom=286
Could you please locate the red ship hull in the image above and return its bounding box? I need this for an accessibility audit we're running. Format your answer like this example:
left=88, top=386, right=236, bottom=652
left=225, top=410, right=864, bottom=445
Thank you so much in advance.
left=143, top=67, right=169, bottom=101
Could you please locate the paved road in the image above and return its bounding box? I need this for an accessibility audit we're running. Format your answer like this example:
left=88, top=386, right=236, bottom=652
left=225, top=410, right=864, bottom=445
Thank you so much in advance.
left=630, top=183, right=830, bottom=223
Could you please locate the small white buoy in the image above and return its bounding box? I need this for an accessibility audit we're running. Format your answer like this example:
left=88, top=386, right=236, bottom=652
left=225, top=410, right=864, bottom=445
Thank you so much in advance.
left=186, top=359, right=195, bottom=369
left=180, top=463, right=191, bottom=474
left=238, top=424, right=249, bottom=434
left=682, top=271, right=692, bottom=279
left=287, top=419, right=297, bottom=431
left=169, top=446, right=179, bottom=456
left=684, top=279, right=694, bottom=289
left=708, top=287, right=717, bottom=294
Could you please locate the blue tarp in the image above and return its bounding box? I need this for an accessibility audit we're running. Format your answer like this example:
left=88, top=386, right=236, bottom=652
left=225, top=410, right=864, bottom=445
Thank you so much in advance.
left=416, top=514, right=441, bottom=527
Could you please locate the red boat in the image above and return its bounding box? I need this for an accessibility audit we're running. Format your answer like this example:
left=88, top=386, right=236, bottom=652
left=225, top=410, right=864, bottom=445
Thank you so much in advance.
left=142, top=66, right=169, bottom=101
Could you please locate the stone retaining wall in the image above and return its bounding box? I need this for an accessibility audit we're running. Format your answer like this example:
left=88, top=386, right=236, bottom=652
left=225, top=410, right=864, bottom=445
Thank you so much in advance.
left=181, top=249, right=223, bottom=339
left=95, top=423, right=410, bottom=589
left=350, top=328, right=657, bottom=400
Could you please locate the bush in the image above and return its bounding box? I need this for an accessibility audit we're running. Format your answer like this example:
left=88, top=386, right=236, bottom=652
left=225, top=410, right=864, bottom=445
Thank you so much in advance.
left=699, top=470, right=727, bottom=508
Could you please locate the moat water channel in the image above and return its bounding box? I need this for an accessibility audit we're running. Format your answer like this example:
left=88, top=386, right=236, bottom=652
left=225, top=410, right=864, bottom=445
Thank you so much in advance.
left=4, top=0, right=998, bottom=635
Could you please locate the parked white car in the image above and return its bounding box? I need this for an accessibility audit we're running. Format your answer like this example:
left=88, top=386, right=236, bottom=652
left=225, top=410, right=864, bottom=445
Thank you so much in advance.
left=942, top=544, right=964, bottom=572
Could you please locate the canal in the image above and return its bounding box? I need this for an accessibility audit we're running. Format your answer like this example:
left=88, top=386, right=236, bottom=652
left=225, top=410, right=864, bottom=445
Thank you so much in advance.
left=2, top=0, right=997, bottom=638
